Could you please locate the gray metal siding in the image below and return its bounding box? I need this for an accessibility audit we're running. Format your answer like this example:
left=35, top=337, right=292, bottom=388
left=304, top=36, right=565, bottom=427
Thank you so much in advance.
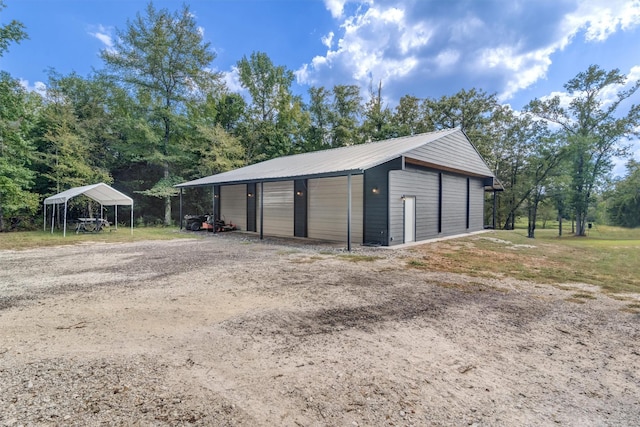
left=389, top=169, right=486, bottom=245
left=469, top=177, right=485, bottom=231
left=442, top=174, right=467, bottom=235
left=220, top=184, right=246, bottom=230
left=388, top=169, right=439, bottom=245
left=261, top=181, right=294, bottom=237
left=363, top=158, right=402, bottom=245
left=308, top=175, right=363, bottom=243
left=404, top=132, right=493, bottom=177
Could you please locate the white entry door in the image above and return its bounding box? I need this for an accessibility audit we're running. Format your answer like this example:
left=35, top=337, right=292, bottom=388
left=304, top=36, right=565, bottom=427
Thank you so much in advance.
left=404, top=196, right=416, bottom=243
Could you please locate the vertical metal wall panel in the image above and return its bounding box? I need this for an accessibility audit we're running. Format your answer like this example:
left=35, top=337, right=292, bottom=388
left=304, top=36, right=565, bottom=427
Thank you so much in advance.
left=220, top=184, right=247, bottom=230
left=469, top=177, right=485, bottom=231
left=246, top=183, right=257, bottom=232
left=294, top=179, right=308, bottom=237
left=262, top=181, right=294, bottom=237
left=388, top=169, right=439, bottom=245
left=441, top=174, right=467, bottom=235
left=308, top=175, right=363, bottom=243
left=363, top=158, right=402, bottom=245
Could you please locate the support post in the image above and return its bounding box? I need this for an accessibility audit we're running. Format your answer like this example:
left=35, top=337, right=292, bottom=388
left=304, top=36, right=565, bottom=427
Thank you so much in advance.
left=130, top=204, right=134, bottom=235
left=43, top=204, right=46, bottom=231
left=212, top=186, right=217, bottom=234
left=347, top=173, right=352, bottom=252
left=115, top=206, right=118, bottom=230
left=63, top=201, right=68, bottom=237
left=179, top=188, right=183, bottom=231
left=492, top=190, right=497, bottom=230
left=50, top=204, right=55, bottom=234
left=259, top=182, right=264, bottom=240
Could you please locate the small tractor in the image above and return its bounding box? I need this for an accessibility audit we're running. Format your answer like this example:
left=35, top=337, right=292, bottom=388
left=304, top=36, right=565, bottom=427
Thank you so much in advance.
left=184, top=214, right=236, bottom=232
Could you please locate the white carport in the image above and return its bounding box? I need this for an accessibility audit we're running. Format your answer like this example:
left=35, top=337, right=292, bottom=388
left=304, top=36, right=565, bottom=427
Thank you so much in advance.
left=43, top=183, right=133, bottom=237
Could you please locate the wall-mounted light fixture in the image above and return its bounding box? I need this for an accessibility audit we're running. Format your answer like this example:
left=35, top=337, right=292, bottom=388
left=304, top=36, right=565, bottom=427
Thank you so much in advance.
left=372, top=187, right=379, bottom=194
left=214, top=194, right=219, bottom=199
left=296, top=190, right=304, bottom=196
left=401, top=194, right=406, bottom=201
left=247, top=193, right=254, bottom=198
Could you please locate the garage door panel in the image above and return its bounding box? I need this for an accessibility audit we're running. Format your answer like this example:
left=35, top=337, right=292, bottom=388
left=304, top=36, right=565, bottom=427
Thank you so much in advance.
left=262, top=181, right=294, bottom=237
left=220, top=184, right=246, bottom=230
left=308, top=176, right=363, bottom=243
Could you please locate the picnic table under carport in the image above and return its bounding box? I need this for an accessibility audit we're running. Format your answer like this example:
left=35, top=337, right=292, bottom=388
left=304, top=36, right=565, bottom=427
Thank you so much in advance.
left=43, top=183, right=134, bottom=237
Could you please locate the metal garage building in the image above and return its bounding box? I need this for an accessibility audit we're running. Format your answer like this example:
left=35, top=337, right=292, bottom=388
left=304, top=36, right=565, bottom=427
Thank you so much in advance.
left=176, top=128, right=502, bottom=248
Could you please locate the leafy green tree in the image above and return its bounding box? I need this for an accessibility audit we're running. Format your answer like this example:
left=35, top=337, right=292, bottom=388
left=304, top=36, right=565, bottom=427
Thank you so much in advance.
left=305, top=86, right=334, bottom=151
left=331, top=84, right=362, bottom=147
left=527, top=65, right=640, bottom=235
left=606, top=160, right=640, bottom=227
left=0, top=72, right=39, bottom=230
left=422, top=88, right=499, bottom=158
left=101, top=2, right=217, bottom=225
left=237, top=51, right=298, bottom=161
left=35, top=78, right=112, bottom=194
left=360, top=80, right=394, bottom=142
left=392, top=95, right=425, bottom=137
left=0, top=0, right=27, bottom=57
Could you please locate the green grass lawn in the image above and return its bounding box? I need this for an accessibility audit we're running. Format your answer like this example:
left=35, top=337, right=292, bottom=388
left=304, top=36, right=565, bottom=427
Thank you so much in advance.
left=409, top=225, right=640, bottom=294
left=0, top=227, right=195, bottom=250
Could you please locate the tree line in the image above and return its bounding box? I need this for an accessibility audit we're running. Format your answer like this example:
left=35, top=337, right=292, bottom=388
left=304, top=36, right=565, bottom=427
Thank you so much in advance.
left=1, top=2, right=639, bottom=235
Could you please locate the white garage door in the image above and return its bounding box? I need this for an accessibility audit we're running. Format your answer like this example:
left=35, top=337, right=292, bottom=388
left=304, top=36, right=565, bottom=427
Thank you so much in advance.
left=260, top=181, right=294, bottom=237
left=220, top=184, right=246, bottom=231
left=308, top=175, right=363, bottom=243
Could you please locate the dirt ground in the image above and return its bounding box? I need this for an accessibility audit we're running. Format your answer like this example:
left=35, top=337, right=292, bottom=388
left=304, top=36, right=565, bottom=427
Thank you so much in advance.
left=1, top=232, right=639, bottom=426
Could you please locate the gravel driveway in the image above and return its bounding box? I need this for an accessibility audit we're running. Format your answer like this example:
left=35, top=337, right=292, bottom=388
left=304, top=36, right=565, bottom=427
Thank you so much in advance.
left=1, top=232, right=639, bottom=426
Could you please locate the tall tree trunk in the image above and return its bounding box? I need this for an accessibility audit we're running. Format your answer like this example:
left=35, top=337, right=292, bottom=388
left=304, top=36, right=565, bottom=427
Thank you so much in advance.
left=527, top=196, right=540, bottom=238
left=558, top=211, right=563, bottom=237
left=164, top=161, right=171, bottom=226
left=0, top=202, right=5, bottom=232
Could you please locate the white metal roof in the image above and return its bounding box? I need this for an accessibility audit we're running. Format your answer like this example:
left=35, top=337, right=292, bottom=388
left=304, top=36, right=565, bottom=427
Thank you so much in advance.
left=177, top=128, right=481, bottom=188
left=43, top=183, right=133, bottom=206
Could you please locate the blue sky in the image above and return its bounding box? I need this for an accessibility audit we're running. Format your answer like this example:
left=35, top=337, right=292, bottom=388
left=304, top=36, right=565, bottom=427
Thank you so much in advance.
left=1, top=0, right=639, bottom=174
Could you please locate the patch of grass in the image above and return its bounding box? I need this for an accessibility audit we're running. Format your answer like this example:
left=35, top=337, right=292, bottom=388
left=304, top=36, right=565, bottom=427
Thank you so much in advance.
left=0, top=227, right=193, bottom=250
left=277, top=249, right=300, bottom=255
left=407, top=226, right=640, bottom=294
left=571, top=293, right=596, bottom=300
left=407, top=259, right=427, bottom=268
left=337, top=254, right=381, bottom=262
left=622, top=302, right=640, bottom=313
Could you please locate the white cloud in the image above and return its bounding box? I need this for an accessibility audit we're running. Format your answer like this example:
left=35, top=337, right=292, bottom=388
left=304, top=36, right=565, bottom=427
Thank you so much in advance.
left=324, top=0, right=348, bottom=19
left=89, top=24, right=114, bottom=51
left=302, top=0, right=640, bottom=106
left=298, top=2, right=426, bottom=90
left=321, top=31, right=334, bottom=49
left=19, top=79, right=47, bottom=96
left=222, top=66, right=246, bottom=97
left=433, top=49, right=460, bottom=70
left=567, top=0, right=640, bottom=42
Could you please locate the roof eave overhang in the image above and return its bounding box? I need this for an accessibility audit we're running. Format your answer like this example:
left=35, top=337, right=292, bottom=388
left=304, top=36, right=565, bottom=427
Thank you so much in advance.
left=175, top=168, right=365, bottom=189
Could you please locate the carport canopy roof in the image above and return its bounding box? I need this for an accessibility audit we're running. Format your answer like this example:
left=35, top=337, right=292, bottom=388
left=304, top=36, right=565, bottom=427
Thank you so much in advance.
left=43, top=183, right=133, bottom=206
